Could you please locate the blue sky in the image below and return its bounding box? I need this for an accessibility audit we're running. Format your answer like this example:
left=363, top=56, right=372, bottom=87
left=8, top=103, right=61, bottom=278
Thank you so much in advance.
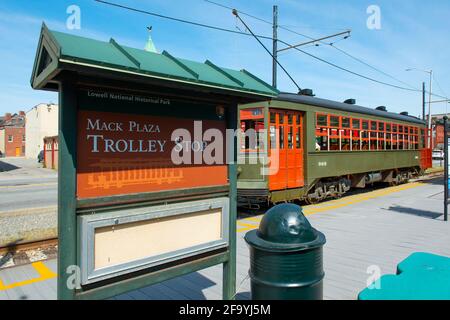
left=0, top=0, right=449, bottom=116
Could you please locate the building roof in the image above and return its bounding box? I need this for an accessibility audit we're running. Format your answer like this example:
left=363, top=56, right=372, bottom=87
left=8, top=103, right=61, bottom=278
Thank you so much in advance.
left=276, top=93, right=426, bottom=125
left=31, top=24, right=278, bottom=98
left=0, top=113, right=25, bottom=128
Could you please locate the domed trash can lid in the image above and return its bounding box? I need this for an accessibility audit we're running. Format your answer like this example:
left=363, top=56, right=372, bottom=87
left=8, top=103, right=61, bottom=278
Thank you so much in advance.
left=244, top=204, right=326, bottom=252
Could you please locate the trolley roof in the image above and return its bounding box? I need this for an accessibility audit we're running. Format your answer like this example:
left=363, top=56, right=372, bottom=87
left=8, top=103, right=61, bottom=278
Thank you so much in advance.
left=276, top=93, right=426, bottom=125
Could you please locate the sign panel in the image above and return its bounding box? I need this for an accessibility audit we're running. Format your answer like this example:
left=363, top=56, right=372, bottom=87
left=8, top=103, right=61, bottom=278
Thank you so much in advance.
left=79, top=197, right=229, bottom=284
left=77, top=110, right=227, bottom=199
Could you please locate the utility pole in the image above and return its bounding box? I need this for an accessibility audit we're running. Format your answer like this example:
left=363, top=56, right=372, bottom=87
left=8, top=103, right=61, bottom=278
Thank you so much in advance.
left=272, top=5, right=278, bottom=88
left=428, top=70, right=433, bottom=149
left=406, top=68, right=433, bottom=148
left=422, top=82, right=426, bottom=121
left=269, top=5, right=350, bottom=90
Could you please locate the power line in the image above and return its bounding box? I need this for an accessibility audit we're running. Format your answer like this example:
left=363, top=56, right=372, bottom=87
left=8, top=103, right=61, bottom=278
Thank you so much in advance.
left=203, top=0, right=320, bottom=41
left=276, top=39, right=419, bottom=93
left=204, top=0, right=272, bottom=25
left=232, top=9, right=302, bottom=92
left=94, top=0, right=273, bottom=40
left=279, top=24, right=350, bottom=32
left=331, top=46, right=419, bottom=90
left=202, top=0, right=450, bottom=100
left=96, top=0, right=447, bottom=100
left=202, top=1, right=414, bottom=87
left=432, top=73, right=449, bottom=99
left=201, top=0, right=425, bottom=92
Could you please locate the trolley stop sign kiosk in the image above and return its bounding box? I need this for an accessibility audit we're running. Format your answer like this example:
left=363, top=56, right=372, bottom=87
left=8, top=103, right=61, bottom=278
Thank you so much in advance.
left=31, top=24, right=278, bottom=299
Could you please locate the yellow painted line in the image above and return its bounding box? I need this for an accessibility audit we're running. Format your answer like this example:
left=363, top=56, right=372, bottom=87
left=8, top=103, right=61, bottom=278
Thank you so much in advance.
left=244, top=216, right=262, bottom=223
left=237, top=221, right=259, bottom=229
left=304, top=183, right=423, bottom=216
left=0, top=182, right=57, bottom=189
left=302, top=182, right=423, bottom=210
left=237, top=226, right=257, bottom=233
left=0, top=262, right=56, bottom=291
left=236, top=182, right=425, bottom=233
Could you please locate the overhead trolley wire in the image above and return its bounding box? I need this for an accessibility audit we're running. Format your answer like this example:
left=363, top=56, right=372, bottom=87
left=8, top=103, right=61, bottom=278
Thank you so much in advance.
left=202, top=0, right=424, bottom=91
left=203, top=0, right=317, bottom=41
left=95, top=0, right=273, bottom=40
left=432, top=73, right=449, bottom=100
left=276, top=39, right=419, bottom=92
left=204, top=0, right=450, bottom=100
left=96, top=0, right=447, bottom=99
left=232, top=9, right=302, bottom=92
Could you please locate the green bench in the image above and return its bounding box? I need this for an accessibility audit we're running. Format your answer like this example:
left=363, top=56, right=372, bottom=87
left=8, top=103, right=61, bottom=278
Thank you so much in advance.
left=358, top=253, right=450, bottom=300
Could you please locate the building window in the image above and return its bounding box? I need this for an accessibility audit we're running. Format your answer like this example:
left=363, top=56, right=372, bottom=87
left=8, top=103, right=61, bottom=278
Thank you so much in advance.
left=8, top=135, right=13, bottom=142
left=22, top=135, right=26, bottom=142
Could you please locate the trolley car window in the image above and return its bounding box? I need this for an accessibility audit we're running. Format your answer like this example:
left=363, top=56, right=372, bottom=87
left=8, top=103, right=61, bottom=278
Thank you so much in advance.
left=317, top=114, right=328, bottom=126
left=330, top=138, right=339, bottom=151
left=314, top=112, right=422, bottom=152
left=270, top=126, right=277, bottom=149
left=296, top=127, right=301, bottom=149
left=342, top=117, right=350, bottom=128
left=288, top=114, right=293, bottom=125
left=362, top=121, right=369, bottom=130
left=371, top=121, right=377, bottom=131
left=278, top=126, right=284, bottom=149
left=386, top=124, right=392, bottom=132
left=330, top=116, right=340, bottom=128
left=288, top=127, right=293, bottom=149
left=270, top=113, right=276, bottom=123
left=386, top=133, right=392, bottom=149
left=239, top=108, right=265, bottom=152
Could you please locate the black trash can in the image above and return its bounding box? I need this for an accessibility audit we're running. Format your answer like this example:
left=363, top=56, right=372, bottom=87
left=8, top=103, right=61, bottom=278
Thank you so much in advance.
left=244, top=204, right=326, bottom=300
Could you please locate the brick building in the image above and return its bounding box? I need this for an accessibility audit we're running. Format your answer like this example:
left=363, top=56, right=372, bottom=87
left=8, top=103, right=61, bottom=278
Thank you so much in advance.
left=0, top=111, right=26, bottom=157
left=428, top=114, right=448, bottom=150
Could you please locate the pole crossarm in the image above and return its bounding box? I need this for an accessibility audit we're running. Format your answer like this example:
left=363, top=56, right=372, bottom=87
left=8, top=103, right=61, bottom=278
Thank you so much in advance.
left=428, top=100, right=450, bottom=104
left=277, top=30, right=351, bottom=53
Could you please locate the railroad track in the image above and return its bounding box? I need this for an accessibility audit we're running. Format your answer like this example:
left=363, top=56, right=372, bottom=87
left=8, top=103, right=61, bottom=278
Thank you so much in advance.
left=0, top=237, right=58, bottom=255
left=0, top=238, right=58, bottom=269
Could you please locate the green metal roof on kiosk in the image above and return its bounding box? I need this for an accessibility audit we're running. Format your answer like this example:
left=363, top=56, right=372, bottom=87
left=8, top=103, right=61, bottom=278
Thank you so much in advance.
left=31, top=23, right=279, bottom=97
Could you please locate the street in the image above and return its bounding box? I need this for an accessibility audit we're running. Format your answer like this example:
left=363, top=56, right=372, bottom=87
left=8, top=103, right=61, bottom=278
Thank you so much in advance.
left=0, top=158, right=56, bottom=212
left=0, top=158, right=57, bottom=248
